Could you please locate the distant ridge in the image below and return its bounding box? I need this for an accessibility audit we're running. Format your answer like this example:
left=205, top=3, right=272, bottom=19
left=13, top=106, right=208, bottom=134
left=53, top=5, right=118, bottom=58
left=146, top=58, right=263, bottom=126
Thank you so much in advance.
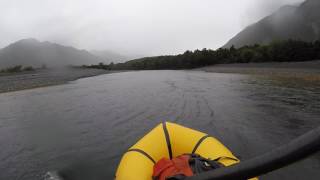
left=0, top=38, right=103, bottom=68
left=223, top=0, right=320, bottom=48
left=90, top=50, right=141, bottom=64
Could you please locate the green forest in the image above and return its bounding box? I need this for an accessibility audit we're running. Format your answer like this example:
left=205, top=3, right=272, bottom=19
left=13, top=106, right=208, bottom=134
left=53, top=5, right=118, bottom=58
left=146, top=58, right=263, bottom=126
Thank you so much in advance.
left=85, top=39, right=320, bottom=70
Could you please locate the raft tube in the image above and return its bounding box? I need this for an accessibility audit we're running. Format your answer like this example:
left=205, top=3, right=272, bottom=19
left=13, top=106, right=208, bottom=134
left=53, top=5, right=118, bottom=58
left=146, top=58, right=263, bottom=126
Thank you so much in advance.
left=116, top=122, right=258, bottom=180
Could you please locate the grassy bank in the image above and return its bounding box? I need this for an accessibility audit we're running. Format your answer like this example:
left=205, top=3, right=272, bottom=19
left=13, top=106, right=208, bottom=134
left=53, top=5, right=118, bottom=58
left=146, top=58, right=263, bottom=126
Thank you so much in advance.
left=199, top=60, right=320, bottom=83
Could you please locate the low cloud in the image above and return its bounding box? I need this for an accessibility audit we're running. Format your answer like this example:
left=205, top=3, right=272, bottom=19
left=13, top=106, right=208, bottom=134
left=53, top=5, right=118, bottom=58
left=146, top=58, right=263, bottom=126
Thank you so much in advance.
left=0, top=0, right=306, bottom=55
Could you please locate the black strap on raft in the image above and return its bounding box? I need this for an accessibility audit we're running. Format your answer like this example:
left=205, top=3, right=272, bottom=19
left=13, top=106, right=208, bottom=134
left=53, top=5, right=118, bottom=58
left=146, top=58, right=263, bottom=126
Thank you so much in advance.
left=186, top=126, right=320, bottom=180
left=162, top=122, right=173, bottom=159
left=192, top=135, right=210, bottom=154
left=127, top=149, right=156, bottom=164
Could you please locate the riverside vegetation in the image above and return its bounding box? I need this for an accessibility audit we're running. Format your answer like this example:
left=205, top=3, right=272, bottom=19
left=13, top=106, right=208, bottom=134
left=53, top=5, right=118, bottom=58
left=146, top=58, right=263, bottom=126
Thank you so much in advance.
left=0, top=65, right=34, bottom=74
left=84, top=39, right=320, bottom=70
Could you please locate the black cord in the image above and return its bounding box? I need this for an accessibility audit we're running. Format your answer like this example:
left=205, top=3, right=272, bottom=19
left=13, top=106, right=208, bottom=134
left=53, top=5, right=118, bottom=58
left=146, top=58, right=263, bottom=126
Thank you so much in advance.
left=186, top=126, right=320, bottom=180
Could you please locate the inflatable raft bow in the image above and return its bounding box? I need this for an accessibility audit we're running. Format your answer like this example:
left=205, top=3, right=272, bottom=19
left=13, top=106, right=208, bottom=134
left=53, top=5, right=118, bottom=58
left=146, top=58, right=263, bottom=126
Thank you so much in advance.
left=116, top=122, right=258, bottom=180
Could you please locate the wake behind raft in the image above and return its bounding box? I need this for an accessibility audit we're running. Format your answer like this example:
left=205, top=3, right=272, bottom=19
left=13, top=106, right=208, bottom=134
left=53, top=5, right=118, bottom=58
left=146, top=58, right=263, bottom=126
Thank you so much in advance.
left=116, top=122, right=258, bottom=180
left=116, top=122, right=320, bottom=180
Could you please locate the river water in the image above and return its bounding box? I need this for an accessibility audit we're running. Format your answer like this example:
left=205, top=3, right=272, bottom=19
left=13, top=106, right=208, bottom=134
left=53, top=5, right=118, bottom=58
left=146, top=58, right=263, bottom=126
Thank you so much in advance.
left=0, top=70, right=319, bottom=180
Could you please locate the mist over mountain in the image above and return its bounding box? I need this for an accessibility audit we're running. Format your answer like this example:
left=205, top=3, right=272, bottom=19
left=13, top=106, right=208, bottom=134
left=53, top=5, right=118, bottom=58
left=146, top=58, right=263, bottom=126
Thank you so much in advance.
left=90, top=50, right=143, bottom=64
left=0, top=39, right=104, bottom=68
left=224, top=0, right=320, bottom=48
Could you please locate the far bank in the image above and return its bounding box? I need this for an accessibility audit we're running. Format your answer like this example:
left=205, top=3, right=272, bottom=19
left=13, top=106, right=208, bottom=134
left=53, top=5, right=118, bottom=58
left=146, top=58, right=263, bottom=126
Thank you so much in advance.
left=0, top=67, right=122, bottom=94
left=198, top=60, right=320, bottom=82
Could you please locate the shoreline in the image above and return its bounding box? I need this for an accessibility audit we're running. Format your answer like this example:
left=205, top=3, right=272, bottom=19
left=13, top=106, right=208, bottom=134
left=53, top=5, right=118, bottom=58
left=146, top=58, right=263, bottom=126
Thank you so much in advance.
left=1, top=60, right=320, bottom=94
left=0, top=67, right=122, bottom=94
left=198, top=60, right=320, bottom=82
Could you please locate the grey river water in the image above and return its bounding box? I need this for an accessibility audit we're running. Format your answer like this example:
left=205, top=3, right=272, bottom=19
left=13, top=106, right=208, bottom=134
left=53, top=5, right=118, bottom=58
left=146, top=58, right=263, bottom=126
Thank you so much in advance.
left=0, top=70, right=319, bottom=180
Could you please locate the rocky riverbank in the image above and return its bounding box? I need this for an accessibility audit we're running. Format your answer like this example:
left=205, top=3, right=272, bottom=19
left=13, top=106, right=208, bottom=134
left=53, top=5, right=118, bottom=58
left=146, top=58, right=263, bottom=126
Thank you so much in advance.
left=199, top=60, right=320, bottom=82
left=0, top=67, right=117, bottom=93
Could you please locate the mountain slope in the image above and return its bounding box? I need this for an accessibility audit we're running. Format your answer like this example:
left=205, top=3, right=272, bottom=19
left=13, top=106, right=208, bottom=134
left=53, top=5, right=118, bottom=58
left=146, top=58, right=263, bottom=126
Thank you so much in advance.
left=91, top=50, right=132, bottom=64
left=0, top=39, right=103, bottom=68
left=91, top=50, right=144, bottom=64
left=224, top=0, right=320, bottom=48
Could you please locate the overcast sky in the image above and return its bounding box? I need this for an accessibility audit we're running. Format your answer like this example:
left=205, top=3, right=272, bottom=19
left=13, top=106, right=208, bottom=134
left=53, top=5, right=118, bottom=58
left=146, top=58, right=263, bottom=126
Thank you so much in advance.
left=0, top=0, right=303, bottom=56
